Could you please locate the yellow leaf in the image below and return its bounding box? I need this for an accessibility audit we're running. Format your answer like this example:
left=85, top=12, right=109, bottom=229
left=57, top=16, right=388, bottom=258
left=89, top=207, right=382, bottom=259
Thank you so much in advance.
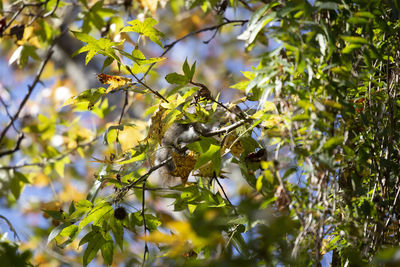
left=97, top=73, right=133, bottom=93
left=262, top=114, right=282, bottom=128
left=139, top=0, right=159, bottom=14
left=170, top=151, right=197, bottom=184
left=16, top=26, right=41, bottom=47
left=222, top=132, right=244, bottom=158
left=117, top=121, right=147, bottom=151
left=59, top=184, right=85, bottom=202
left=145, top=104, right=169, bottom=144
left=141, top=221, right=220, bottom=257
left=32, top=173, right=50, bottom=187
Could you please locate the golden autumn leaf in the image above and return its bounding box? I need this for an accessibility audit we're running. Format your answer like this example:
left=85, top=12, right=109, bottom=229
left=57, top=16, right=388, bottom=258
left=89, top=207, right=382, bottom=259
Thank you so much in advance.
left=97, top=73, right=133, bottom=93
left=40, top=201, right=62, bottom=218
left=59, top=184, right=85, bottom=202
left=117, top=121, right=147, bottom=151
left=170, top=151, right=197, bottom=184
left=140, top=221, right=220, bottom=257
left=262, top=114, right=282, bottom=128
left=138, top=0, right=159, bottom=14
left=222, top=132, right=244, bottom=158
left=145, top=104, right=168, bottom=144
left=194, top=162, right=227, bottom=178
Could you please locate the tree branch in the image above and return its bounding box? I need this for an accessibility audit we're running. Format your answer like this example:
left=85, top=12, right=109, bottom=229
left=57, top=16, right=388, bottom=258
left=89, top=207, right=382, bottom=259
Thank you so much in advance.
left=0, top=47, right=54, bottom=146
left=163, top=19, right=248, bottom=55
left=142, top=19, right=248, bottom=79
left=141, top=182, right=149, bottom=267
left=126, top=66, right=169, bottom=103
left=0, top=215, right=20, bottom=241
left=0, top=133, right=24, bottom=158
left=0, top=136, right=99, bottom=170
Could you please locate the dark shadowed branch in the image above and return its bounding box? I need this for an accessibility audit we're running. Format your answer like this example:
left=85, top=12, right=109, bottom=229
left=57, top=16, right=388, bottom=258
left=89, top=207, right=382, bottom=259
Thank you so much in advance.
left=0, top=215, right=20, bottom=241
left=0, top=47, right=54, bottom=147
left=0, top=136, right=99, bottom=170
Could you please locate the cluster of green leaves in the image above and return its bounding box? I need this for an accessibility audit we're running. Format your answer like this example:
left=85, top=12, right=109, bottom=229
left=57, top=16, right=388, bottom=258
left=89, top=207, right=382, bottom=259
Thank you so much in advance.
left=2, top=0, right=400, bottom=266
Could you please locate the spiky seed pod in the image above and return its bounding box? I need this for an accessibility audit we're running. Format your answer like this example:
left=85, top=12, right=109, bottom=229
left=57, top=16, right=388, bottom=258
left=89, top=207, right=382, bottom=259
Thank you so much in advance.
left=114, top=206, right=127, bottom=220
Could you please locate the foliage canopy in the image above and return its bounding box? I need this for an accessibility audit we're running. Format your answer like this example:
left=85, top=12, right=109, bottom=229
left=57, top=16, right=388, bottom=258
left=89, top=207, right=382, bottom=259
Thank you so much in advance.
left=1, top=0, right=400, bottom=266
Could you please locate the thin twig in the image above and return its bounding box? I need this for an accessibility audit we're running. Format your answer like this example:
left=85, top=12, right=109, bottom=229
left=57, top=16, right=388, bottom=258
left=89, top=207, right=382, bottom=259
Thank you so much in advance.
left=141, top=19, right=248, bottom=79
left=200, top=119, right=248, bottom=137
left=0, top=133, right=24, bottom=158
left=0, top=215, right=20, bottom=241
left=163, top=19, right=248, bottom=54
left=141, top=182, right=149, bottom=267
left=2, top=1, right=47, bottom=33
left=0, top=136, right=99, bottom=170
left=214, top=175, right=238, bottom=215
left=118, top=91, right=129, bottom=124
left=126, top=66, right=169, bottom=103
left=0, top=47, right=54, bottom=146
left=0, top=96, right=19, bottom=133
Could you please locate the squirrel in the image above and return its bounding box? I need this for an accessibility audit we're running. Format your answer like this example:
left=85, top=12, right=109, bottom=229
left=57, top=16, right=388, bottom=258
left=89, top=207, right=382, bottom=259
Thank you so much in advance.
left=152, top=102, right=242, bottom=185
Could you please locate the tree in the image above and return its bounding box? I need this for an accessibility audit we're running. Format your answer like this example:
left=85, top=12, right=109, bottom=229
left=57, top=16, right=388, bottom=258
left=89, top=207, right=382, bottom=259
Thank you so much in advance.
left=1, top=0, right=400, bottom=266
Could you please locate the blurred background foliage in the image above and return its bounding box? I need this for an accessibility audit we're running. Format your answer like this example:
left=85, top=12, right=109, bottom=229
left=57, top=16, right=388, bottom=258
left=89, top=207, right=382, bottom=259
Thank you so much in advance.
left=1, top=0, right=400, bottom=266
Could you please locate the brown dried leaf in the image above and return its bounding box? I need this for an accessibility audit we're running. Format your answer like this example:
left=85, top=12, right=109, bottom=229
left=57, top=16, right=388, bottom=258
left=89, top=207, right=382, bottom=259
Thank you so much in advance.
left=170, top=151, right=197, bottom=184
left=222, top=132, right=244, bottom=158
left=275, top=185, right=291, bottom=211
left=97, top=73, right=133, bottom=93
left=146, top=105, right=168, bottom=144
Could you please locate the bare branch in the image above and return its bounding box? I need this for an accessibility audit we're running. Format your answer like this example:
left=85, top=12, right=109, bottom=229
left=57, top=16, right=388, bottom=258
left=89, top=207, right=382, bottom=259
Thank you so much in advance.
left=200, top=119, right=248, bottom=137
left=214, top=175, right=238, bottom=215
left=0, top=136, right=99, bottom=170
left=141, top=19, right=248, bottom=79
left=163, top=19, right=248, bottom=55
left=126, top=66, right=169, bottom=103
left=0, top=133, right=24, bottom=158
left=0, top=47, right=54, bottom=146
left=141, top=182, right=149, bottom=267
left=0, top=215, right=20, bottom=241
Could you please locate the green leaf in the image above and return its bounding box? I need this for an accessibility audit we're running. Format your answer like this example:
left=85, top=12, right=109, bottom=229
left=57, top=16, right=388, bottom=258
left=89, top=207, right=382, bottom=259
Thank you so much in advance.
left=188, top=137, right=221, bottom=176
left=54, top=156, right=70, bottom=177
left=182, top=58, right=191, bottom=79
left=48, top=224, right=68, bottom=245
left=59, top=224, right=79, bottom=238
left=42, top=209, right=67, bottom=222
left=81, top=227, right=106, bottom=266
left=323, top=136, right=344, bottom=150
left=314, top=1, right=338, bottom=10
left=110, top=217, right=124, bottom=249
left=62, top=87, right=106, bottom=108
left=165, top=72, right=188, bottom=85
left=79, top=201, right=113, bottom=229
left=121, top=18, right=164, bottom=48
left=71, top=31, right=122, bottom=65
left=144, top=214, right=161, bottom=231
left=340, top=35, right=369, bottom=44
left=237, top=2, right=278, bottom=47
left=70, top=200, right=93, bottom=220
left=131, top=49, right=165, bottom=65
left=116, top=151, right=146, bottom=165
left=100, top=233, right=114, bottom=265
left=10, top=172, right=29, bottom=200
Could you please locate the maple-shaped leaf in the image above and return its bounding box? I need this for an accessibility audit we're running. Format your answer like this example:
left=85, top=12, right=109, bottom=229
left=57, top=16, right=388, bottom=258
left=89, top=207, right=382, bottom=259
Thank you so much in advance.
left=97, top=73, right=133, bottom=93
left=121, top=18, right=164, bottom=48
left=72, top=31, right=123, bottom=65
left=170, top=151, right=197, bottom=184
